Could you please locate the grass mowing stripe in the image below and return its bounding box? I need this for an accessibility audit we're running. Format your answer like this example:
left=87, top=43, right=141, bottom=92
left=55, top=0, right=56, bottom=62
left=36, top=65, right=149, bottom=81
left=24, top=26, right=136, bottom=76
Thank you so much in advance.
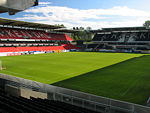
left=0, top=52, right=141, bottom=84
left=0, top=52, right=145, bottom=104
left=53, top=55, right=150, bottom=105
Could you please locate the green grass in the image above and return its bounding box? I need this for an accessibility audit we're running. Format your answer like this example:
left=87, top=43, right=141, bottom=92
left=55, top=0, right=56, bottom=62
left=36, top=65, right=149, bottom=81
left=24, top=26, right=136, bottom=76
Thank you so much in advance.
left=54, top=54, right=150, bottom=105
left=0, top=52, right=148, bottom=104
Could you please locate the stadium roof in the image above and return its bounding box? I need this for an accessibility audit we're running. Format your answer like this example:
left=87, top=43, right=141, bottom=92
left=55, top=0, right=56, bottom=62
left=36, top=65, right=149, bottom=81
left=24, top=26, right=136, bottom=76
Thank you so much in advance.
left=0, top=18, right=64, bottom=29
left=91, top=26, right=149, bottom=33
left=102, top=26, right=147, bottom=31
left=54, top=29, right=80, bottom=33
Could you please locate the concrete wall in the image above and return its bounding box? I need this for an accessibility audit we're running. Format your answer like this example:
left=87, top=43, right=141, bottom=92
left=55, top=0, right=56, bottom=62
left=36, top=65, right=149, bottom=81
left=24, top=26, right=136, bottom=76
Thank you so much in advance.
left=0, top=78, right=5, bottom=89
left=20, top=88, right=47, bottom=99
left=5, top=85, right=21, bottom=97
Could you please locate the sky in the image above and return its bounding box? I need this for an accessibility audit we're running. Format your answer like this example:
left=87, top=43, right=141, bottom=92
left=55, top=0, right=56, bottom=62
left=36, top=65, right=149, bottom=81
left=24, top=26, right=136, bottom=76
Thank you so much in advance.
left=0, top=0, right=150, bottom=29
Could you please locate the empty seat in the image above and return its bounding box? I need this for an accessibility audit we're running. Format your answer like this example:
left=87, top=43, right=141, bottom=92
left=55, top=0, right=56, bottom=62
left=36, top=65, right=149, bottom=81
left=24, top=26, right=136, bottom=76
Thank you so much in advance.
left=0, top=89, right=101, bottom=113
left=0, top=28, right=73, bottom=41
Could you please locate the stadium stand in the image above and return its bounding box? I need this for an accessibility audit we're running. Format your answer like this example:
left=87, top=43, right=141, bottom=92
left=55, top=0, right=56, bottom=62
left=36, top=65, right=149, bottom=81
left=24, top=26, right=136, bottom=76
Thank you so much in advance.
left=0, top=88, right=101, bottom=113
left=91, top=27, right=150, bottom=52
left=86, top=44, right=104, bottom=49
left=0, top=46, right=64, bottom=52
left=0, top=27, right=79, bottom=55
left=49, top=33, right=73, bottom=41
left=0, top=27, right=73, bottom=41
left=0, top=18, right=80, bottom=56
left=0, top=45, right=79, bottom=53
left=62, top=44, right=79, bottom=50
left=93, top=33, right=122, bottom=42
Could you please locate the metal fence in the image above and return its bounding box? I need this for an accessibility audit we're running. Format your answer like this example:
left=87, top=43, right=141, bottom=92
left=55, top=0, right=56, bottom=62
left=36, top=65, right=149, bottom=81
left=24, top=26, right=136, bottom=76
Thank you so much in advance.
left=0, top=73, right=150, bottom=113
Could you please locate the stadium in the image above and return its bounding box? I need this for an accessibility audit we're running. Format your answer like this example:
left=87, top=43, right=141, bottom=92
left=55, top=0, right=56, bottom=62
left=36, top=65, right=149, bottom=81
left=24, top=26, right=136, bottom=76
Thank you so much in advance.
left=0, top=1, right=150, bottom=113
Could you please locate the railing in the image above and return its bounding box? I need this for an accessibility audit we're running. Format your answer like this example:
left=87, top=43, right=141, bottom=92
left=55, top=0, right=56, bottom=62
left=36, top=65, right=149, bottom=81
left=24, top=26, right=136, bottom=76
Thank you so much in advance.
left=0, top=73, right=150, bottom=113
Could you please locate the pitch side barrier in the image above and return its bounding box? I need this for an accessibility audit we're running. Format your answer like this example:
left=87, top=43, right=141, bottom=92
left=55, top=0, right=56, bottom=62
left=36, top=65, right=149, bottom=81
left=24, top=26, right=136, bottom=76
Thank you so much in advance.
left=0, top=74, right=150, bottom=113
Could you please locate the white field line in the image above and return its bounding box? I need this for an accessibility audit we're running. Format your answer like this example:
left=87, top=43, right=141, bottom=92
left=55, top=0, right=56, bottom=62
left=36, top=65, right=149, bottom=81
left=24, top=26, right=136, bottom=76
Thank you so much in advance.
left=120, top=78, right=140, bottom=97
left=4, top=70, right=33, bottom=78
left=3, top=70, right=50, bottom=82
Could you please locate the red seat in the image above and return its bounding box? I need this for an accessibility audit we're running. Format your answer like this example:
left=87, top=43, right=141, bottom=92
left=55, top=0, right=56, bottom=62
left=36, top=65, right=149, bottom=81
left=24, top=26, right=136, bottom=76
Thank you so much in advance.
left=0, top=46, right=66, bottom=52
left=0, top=28, right=73, bottom=41
left=62, top=44, right=80, bottom=50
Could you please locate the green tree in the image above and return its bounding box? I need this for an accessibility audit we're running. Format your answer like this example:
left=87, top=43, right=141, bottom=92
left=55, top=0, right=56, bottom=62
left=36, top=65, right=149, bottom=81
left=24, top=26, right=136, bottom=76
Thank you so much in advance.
left=60, top=24, right=65, bottom=27
left=71, top=29, right=93, bottom=41
left=143, top=20, right=150, bottom=28
left=79, top=27, right=84, bottom=30
left=86, top=27, right=92, bottom=31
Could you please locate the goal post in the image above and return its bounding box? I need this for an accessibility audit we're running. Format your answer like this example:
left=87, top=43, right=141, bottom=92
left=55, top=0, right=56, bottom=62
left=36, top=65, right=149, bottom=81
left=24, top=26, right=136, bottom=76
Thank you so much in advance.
left=0, top=60, right=3, bottom=70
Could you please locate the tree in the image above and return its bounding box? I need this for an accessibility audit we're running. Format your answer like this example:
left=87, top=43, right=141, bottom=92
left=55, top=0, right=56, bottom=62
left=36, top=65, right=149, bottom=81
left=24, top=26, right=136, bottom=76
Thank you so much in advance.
left=71, top=26, right=93, bottom=41
left=79, top=27, right=84, bottom=30
left=143, top=20, right=150, bottom=28
left=86, top=27, right=92, bottom=31
left=60, top=24, right=65, bottom=27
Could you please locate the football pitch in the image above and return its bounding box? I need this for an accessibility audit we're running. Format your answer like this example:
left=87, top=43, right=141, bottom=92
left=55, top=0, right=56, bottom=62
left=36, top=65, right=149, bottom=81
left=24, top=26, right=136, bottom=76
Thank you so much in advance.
left=0, top=52, right=150, bottom=104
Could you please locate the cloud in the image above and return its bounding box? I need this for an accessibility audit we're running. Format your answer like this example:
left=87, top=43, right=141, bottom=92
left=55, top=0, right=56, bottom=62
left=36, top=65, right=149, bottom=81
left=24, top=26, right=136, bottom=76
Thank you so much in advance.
left=16, top=5, right=150, bottom=29
left=39, top=2, right=51, bottom=5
